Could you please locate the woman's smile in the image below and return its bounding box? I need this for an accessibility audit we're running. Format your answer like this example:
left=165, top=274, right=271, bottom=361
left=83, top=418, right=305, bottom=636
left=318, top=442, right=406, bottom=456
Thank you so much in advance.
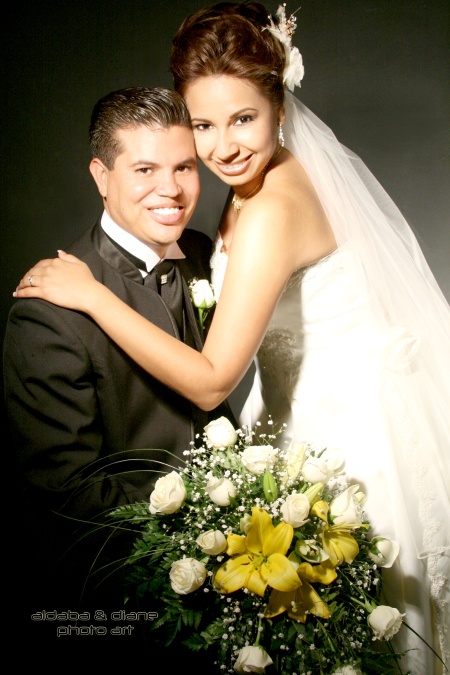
left=184, top=75, right=280, bottom=188
left=214, top=154, right=253, bottom=176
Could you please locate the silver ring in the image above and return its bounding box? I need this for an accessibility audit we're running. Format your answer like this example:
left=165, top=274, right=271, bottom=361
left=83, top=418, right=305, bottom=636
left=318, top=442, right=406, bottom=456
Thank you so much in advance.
left=28, top=276, right=33, bottom=287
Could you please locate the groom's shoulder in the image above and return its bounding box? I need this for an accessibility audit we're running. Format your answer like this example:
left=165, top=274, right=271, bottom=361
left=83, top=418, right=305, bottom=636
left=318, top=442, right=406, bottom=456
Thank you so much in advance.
left=66, top=221, right=113, bottom=276
left=66, top=220, right=99, bottom=259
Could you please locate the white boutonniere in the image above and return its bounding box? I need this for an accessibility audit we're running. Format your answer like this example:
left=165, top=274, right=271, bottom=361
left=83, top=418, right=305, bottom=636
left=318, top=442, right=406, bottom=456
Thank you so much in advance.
left=188, top=278, right=216, bottom=339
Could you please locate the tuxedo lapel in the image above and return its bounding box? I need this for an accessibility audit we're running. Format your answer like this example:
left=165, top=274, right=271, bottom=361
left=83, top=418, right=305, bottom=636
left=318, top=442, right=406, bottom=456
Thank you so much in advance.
left=93, top=222, right=144, bottom=284
left=180, top=276, right=203, bottom=350
left=93, top=221, right=205, bottom=348
left=177, top=229, right=214, bottom=350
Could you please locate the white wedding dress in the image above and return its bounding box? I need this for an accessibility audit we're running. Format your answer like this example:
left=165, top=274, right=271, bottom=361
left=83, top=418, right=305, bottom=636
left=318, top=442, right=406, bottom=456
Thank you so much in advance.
left=210, top=95, right=450, bottom=674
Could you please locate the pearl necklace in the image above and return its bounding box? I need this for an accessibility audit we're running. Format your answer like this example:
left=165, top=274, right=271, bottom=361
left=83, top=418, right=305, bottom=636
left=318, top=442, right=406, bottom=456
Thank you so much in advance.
left=231, top=145, right=283, bottom=213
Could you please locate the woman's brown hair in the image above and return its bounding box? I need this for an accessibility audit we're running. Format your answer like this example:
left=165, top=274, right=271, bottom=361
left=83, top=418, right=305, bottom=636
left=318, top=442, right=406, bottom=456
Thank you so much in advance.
left=170, top=2, right=286, bottom=113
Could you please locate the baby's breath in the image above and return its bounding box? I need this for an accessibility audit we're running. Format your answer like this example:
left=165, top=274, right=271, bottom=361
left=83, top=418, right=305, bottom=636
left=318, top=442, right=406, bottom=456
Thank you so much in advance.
left=107, top=418, right=412, bottom=674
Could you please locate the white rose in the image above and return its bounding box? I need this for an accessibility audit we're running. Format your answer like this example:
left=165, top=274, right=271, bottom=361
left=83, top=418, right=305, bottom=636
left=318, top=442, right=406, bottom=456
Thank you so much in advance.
left=301, top=456, right=329, bottom=483
left=190, top=278, right=216, bottom=309
left=196, top=529, right=227, bottom=555
left=234, top=645, right=273, bottom=674
left=204, top=416, right=238, bottom=449
left=205, top=475, right=237, bottom=506
left=169, top=557, right=207, bottom=595
left=280, top=493, right=310, bottom=528
left=368, top=605, right=405, bottom=640
left=241, top=445, right=278, bottom=475
left=330, top=667, right=363, bottom=675
left=329, top=485, right=365, bottom=525
left=301, top=449, right=343, bottom=484
left=284, top=440, right=307, bottom=481
left=149, top=470, right=186, bottom=515
left=368, top=537, right=400, bottom=568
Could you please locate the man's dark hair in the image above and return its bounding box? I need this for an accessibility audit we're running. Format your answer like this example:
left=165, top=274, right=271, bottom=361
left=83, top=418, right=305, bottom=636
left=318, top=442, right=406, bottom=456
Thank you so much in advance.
left=89, top=86, right=192, bottom=169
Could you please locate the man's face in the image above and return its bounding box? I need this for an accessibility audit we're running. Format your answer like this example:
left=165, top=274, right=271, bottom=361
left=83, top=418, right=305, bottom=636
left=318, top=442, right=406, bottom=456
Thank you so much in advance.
left=90, top=124, right=200, bottom=256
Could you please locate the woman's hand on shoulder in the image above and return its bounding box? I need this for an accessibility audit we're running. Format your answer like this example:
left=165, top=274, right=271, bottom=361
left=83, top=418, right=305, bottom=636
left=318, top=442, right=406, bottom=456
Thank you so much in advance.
left=13, top=251, right=101, bottom=313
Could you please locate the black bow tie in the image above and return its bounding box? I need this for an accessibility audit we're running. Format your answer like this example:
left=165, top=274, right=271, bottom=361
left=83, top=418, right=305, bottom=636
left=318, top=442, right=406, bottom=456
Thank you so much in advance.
left=106, top=236, right=184, bottom=336
left=146, top=259, right=176, bottom=292
left=114, top=244, right=175, bottom=286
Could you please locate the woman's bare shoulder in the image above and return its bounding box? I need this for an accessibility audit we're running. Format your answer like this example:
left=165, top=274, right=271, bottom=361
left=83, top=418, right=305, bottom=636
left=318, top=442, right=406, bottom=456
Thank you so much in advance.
left=243, top=157, right=336, bottom=267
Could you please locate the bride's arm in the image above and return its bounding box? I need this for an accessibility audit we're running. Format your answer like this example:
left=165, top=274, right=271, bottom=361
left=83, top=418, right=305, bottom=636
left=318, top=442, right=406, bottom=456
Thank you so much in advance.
left=15, top=195, right=324, bottom=409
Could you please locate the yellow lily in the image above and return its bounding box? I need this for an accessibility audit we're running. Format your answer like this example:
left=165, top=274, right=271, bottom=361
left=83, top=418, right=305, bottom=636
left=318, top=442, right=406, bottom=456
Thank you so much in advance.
left=265, top=558, right=336, bottom=622
left=214, top=506, right=301, bottom=596
left=312, top=500, right=360, bottom=565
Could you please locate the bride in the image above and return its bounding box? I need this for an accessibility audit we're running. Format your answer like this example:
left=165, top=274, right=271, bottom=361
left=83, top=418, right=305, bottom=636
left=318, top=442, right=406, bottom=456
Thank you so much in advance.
left=14, top=2, right=449, bottom=671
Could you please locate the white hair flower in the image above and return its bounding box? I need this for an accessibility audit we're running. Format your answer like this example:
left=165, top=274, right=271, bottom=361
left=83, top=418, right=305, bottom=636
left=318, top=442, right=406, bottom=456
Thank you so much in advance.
left=264, top=3, right=304, bottom=91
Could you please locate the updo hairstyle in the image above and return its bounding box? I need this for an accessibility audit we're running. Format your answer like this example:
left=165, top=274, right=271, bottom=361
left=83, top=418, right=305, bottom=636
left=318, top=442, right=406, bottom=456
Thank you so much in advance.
left=170, top=2, right=286, bottom=113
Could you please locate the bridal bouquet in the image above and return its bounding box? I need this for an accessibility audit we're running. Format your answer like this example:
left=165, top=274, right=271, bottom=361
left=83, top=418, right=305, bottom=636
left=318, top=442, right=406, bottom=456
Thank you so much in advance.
left=108, top=417, right=407, bottom=674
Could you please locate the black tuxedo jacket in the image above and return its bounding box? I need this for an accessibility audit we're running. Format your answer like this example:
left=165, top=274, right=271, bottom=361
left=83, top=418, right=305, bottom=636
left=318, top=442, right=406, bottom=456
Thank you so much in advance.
left=4, top=220, right=233, bottom=620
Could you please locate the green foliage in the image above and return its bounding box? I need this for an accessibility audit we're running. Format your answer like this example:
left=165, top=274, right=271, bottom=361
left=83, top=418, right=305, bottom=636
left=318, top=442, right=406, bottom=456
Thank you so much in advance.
left=96, top=422, right=412, bottom=674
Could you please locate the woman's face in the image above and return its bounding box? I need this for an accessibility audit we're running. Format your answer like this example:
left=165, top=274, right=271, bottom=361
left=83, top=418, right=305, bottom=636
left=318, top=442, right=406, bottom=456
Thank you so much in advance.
left=183, top=75, right=282, bottom=192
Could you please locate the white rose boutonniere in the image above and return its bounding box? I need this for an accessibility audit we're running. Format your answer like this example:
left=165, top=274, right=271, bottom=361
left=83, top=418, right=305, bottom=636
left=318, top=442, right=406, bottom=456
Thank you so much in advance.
left=188, top=277, right=216, bottom=339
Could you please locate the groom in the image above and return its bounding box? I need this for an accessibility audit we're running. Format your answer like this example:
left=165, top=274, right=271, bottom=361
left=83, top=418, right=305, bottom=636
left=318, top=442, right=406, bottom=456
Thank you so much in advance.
left=4, top=87, right=235, bottom=648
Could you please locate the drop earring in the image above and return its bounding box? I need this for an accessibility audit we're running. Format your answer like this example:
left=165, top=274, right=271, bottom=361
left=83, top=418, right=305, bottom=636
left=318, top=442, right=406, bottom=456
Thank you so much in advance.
left=278, top=123, right=285, bottom=147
